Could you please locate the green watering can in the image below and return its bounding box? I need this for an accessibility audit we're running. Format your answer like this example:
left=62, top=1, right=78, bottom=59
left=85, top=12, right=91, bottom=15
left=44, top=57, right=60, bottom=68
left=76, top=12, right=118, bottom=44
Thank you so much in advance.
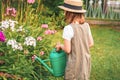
left=33, top=48, right=67, bottom=77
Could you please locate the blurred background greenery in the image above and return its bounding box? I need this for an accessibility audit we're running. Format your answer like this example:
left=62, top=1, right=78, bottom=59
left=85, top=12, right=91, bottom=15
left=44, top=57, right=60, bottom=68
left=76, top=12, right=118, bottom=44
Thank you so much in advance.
left=0, top=0, right=120, bottom=80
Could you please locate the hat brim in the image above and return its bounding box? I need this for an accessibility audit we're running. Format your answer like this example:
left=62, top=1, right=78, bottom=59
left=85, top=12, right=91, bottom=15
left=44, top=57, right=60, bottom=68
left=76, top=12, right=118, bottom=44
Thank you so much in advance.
left=58, top=6, right=86, bottom=13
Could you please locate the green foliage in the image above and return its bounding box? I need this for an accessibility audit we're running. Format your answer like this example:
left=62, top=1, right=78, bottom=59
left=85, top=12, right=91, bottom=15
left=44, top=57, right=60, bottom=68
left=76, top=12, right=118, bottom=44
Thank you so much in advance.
left=41, top=0, right=63, bottom=16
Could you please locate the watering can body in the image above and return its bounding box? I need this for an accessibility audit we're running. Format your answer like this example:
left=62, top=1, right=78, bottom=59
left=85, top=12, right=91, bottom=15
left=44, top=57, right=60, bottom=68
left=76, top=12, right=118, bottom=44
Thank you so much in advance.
left=49, top=48, right=67, bottom=77
left=34, top=48, right=67, bottom=77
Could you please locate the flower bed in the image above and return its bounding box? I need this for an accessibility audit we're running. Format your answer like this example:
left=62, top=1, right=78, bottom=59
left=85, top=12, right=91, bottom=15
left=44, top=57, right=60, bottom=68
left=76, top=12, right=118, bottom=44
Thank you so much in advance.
left=0, top=19, right=57, bottom=79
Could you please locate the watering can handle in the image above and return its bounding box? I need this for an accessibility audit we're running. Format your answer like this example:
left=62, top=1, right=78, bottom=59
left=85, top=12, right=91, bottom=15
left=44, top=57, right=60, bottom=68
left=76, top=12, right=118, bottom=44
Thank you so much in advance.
left=52, top=48, right=62, bottom=53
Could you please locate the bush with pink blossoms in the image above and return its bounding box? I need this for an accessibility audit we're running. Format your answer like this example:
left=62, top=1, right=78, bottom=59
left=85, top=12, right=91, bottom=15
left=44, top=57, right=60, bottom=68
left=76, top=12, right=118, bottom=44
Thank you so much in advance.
left=0, top=18, right=58, bottom=79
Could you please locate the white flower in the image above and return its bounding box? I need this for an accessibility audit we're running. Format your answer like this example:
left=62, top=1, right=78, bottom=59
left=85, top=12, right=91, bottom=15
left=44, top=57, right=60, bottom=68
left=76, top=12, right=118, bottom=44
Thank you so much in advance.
left=10, top=22, right=15, bottom=31
left=13, top=43, right=23, bottom=51
left=17, top=43, right=23, bottom=51
left=0, top=19, right=18, bottom=31
left=16, top=26, right=23, bottom=32
left=9, top=19, right=18, bottom=31
left=7, top=39, right=17, bottom=46
left=7, top=39, right=23, bottom=51
left=9, top=19, right=18, bottom=24
left=0, top=20, right=9, bottom=29
left=24, top=36, right=36, bottom=47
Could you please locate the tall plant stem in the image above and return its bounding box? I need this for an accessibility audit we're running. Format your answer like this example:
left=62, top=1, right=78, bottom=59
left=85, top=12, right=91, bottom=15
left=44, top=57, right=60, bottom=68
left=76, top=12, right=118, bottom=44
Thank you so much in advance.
left=25, top=1, right=28, bottom=24
left=36, top=0, right=42, bottom=13
left=20, top=0, right=23, bottom=24
left=2, top=0, right=5, bottom=20
left=17, top=0, right=20, bottom=22
left=0, top=0, right=2, bottom=21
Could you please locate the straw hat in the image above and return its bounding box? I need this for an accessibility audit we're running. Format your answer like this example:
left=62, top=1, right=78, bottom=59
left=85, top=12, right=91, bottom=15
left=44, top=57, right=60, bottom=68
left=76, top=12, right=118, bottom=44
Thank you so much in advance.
left=58, top=0, right=86, bottom=13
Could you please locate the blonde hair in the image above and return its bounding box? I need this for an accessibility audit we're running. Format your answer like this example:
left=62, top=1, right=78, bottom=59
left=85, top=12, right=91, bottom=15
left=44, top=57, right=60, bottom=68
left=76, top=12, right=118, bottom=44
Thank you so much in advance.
left=65, top=11, right=85, bottom=24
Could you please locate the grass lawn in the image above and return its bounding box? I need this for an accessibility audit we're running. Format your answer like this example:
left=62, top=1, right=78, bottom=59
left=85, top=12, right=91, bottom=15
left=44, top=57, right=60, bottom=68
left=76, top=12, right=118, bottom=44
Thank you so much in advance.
left=51, top=25, right=120, bottom=80
left=90, top=25, right=120, bottom=80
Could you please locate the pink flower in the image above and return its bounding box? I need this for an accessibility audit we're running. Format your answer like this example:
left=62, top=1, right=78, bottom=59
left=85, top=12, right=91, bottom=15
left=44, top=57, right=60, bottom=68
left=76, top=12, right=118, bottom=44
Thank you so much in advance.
left=54, top=30, right=57, bottom=33
left=5, top=7, right=17, bottom=17
left=37, top=36, right=42, bottom=41
left=11, top=13, right=16, bottom=17
left=0, top=31, right=6, bottom=42
left=12, top=8, right=17, bottom=14
left=41, top=24, right=48, bottom=29
left=11, top=8, right=17, bottom=17
left=50, top=30, right=55, bottom=34
left=44, top=30, right=57, bottom=35
left=31, top=55, right=36, bottom=62
left=27, top=0, right=35, bottom=4
left=6, top=8, right=11, bottom=15
left=40, top=51, right=44, bottom=55
left=51, top=30, right=57, bottom=34
left=45, top=30, right=52, bottom=35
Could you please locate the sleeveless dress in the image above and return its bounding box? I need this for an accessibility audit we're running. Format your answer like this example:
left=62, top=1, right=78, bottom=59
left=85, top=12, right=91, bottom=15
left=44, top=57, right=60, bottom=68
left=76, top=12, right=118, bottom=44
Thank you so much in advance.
left=64, top=23, right=91, bottom=80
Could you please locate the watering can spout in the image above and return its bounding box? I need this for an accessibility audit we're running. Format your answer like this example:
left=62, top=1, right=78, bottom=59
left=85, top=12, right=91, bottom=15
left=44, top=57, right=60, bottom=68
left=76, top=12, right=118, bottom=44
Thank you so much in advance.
left=34, top=55, right=54, bottom=75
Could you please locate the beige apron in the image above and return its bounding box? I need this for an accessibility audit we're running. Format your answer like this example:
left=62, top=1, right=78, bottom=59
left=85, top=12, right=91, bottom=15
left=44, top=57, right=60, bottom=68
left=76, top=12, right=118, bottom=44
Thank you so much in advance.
left=64, top=23, right=91, bottom=80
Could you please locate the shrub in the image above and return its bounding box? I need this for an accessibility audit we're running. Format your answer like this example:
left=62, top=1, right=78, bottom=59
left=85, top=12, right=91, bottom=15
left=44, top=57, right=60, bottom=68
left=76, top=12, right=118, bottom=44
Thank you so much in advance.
left=0, top=17, right=57, bottom=79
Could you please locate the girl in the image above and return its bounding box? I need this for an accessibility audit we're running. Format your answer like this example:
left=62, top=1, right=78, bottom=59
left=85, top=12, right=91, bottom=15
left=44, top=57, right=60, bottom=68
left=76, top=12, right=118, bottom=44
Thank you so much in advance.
left=56, top=0, right=94, bottom=80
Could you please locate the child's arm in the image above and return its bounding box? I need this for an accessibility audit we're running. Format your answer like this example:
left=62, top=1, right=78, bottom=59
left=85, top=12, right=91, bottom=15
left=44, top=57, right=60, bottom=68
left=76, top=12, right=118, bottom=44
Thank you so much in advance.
left=56, top=39, right=71, bottom=54
left=89, top=34, right=94, bottom=48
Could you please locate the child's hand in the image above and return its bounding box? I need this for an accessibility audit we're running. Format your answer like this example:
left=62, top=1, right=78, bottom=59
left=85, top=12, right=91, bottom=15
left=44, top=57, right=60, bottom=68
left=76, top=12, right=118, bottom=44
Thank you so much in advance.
left=55, top=42, right=62, bottom=51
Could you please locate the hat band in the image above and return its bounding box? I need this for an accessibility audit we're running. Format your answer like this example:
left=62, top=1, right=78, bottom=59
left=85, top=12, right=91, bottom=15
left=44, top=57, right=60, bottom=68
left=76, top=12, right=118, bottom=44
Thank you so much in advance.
left=63, top=3, right=82, bottom=10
